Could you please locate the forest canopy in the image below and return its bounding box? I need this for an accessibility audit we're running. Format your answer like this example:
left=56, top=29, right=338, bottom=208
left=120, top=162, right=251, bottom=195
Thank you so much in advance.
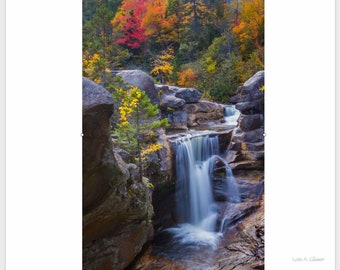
left=83, top=0, right=264, bottom=102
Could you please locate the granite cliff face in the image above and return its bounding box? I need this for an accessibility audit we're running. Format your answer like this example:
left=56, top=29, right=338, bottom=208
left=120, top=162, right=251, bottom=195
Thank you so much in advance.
left=82, top=78, right=153, bottom=270
left=227, top=70, right=265, bottom=171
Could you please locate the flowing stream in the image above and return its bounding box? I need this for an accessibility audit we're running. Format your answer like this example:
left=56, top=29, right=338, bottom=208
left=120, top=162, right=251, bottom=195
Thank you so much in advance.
left=223, top=104, right=240, bottom=128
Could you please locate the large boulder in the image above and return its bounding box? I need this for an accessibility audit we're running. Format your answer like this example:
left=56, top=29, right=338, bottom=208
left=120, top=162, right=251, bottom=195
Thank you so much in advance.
left=83, top=77, right=117, bottom=212
left=167, top=110, right=188, bottom=130
left=239, top=114, right=264, bottom=132
left=227, top=71, right=265, bottom=171
left=114, top=70, right=160, bottom=105
left=175, top=87, right=202, bottom=103
left=83, top=77, right=154, bottom=270
left=160, top=95, right=186, bottom=111
left=230, top=70, right=264, bottom=105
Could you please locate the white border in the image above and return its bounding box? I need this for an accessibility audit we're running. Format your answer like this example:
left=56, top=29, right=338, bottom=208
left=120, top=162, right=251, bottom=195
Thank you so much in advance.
left=5, top=0, right=336, bottom=269
left=336, top=0, right=340, bottom=267
left=1, top=0, right=5, bottom=268
left=6, top=0, right=82, bottom=269
left=266, top=0, right=335, bottom=269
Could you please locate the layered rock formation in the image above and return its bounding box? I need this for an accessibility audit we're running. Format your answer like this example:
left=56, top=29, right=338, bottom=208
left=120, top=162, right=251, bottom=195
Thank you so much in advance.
left=157, top=84, right=224, bottom=130
left=215, top=198, right=264, bottom=270
left=83, top=78, right=153, bottom=270
left=227, top=71, right=265, bottom=171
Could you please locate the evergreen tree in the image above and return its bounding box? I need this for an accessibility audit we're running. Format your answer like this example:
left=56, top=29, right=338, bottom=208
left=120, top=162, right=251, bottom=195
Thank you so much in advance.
left=112, top=86, right=169, bottom=181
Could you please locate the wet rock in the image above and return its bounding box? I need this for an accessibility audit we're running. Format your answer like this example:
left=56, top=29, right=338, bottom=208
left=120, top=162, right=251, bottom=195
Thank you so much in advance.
left=152, top=181, right=177, bottom=232
left=230, top=170, right=264, bottom=202
left=211, top=156, right=239, bottom=203
left=216, top=200, right=264, bottom=270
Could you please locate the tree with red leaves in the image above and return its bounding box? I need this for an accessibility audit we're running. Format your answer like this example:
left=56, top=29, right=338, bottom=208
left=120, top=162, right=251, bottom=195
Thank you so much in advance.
left=111, top=0, right=149, bottom=50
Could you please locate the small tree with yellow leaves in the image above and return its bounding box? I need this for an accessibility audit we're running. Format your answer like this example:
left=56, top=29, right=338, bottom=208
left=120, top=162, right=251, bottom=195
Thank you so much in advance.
left=150, top=47, right=175, bottom=84
left=113, top=86, right=169, bottom=182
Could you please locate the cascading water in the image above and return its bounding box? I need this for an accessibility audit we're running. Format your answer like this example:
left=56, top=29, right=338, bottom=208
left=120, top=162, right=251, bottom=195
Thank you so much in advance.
left=224, top=104, right=240, bottom=127
left=163, top=134, right=240, bottom=252
left=175, top=135, right=219, bottom=231
left=153, top=133, right=241, bottom=268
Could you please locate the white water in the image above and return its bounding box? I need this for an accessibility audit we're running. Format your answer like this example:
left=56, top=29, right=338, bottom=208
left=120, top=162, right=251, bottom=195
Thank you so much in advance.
left=224, top=104, right=240, bottom=127
left=165, top=135, right=221, bottom=248
left=166, top=134, right=240, bottom=249
left=175, top=135, right=219, bottom=231
left=214, top=154, right=241, bottom=203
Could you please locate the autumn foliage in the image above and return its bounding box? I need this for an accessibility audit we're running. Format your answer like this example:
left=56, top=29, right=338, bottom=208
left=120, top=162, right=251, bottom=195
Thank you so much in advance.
left=111, top=0, right=148, bottom=50
left=83, top=0, right=264, bottom=101
left=151, top=47, right=175, bottom=84
left=177, top=68, right=196, bottom=87
left=112, top=86, right=169, bottom=180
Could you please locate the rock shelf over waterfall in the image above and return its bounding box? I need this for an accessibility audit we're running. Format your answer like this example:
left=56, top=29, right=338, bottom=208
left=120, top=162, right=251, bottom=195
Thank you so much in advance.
left=83, top=70, right=265, bottom=270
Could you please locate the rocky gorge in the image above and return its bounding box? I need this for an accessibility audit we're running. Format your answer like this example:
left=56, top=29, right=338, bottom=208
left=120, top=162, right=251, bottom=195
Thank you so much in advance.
left=83, top=70, right=265, bottom=270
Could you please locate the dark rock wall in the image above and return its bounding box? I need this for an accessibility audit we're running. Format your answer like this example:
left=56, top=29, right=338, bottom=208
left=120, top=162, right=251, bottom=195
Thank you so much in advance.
left=83, top=77, right=153, bottom=270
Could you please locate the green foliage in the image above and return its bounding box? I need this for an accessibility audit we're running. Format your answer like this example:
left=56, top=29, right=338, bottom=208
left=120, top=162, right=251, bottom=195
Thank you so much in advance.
left=112, top=85, right=169, bottom=181
left=194, top=30, right=264, bottom=102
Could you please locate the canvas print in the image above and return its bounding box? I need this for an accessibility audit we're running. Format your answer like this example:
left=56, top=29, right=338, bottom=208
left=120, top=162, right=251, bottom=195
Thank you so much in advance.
left=82, top=0, right=264, bottom=269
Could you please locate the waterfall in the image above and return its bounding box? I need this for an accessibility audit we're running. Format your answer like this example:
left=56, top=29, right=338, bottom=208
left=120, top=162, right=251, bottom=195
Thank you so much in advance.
left=224, top=105, right=240, bottom=127
left=175, top=135, right=219, bottom=231
left=163, top=134, right=240, bottom=250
